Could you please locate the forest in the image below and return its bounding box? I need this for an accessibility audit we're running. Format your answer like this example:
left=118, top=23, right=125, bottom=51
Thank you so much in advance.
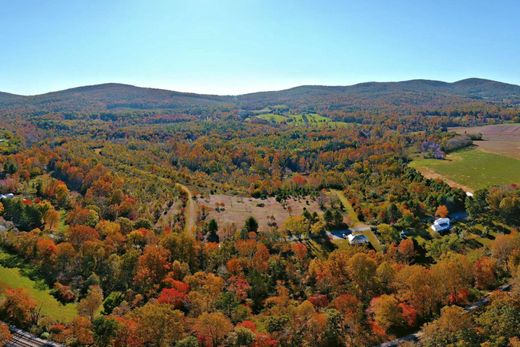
left=0, top=79, right=519, bottom=347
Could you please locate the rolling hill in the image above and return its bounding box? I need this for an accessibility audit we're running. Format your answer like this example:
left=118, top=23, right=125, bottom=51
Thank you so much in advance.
left=0, top=78, right=519, bottom=114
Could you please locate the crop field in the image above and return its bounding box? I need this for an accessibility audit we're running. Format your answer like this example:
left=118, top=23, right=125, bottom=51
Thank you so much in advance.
left=197, top=194, right=322, bottom=231
left=0, top=250, right=78, bottom=322
left=410, top=147, right=520, bottom=191
left=451, top=123, right=520, bottom=160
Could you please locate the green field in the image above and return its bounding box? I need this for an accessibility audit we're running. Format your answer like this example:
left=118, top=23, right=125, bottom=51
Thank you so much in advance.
left=254, top=113, right=347, bottom=127
left=410, top=147, right=520, bottom=191
left=0, top=250, right=78, bottom=322
left=256, top=113, right=288, bottom=123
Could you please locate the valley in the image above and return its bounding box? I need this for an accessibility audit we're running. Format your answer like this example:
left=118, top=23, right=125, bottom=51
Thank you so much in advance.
left=0, top=79, right=518, bottom=346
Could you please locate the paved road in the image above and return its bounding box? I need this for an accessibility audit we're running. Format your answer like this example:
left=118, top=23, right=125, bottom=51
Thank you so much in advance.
left=6, top=327, right=63, bottom=347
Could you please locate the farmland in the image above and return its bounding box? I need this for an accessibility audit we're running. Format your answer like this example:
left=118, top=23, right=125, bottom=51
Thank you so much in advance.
left=410, top=147, right=520, bottom=191
left=451, top=123, right=520, bottom=160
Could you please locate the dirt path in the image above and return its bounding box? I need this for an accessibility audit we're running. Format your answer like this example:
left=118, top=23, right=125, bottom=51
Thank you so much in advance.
left=175, top=183, right=198, bottom=234
left=330, top=189, right=382, bottom=251
left=330, top=189, right=364, bottom=227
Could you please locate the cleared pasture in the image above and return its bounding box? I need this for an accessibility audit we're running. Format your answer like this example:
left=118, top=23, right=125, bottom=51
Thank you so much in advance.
left=197, top=194, right=322, bottom=232
left=450, top=123, right=520, bottom=160
left=410, top=147, right=520, bottom=191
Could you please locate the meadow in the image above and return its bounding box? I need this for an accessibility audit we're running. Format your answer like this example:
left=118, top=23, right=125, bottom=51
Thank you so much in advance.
left=0, top=250, right=78, bottom=322
left=253, top=113, right=348, bottom=126
left=410, top=147, right=520, bottom=191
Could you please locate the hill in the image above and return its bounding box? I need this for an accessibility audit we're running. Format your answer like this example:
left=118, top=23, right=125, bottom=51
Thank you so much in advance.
left=238, top=78, right=520, bottom=109
left=0, top=78, right=519, bottom=114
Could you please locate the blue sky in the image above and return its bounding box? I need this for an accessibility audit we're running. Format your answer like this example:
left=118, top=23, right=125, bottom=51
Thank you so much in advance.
left=1, top=0, right=519, bottom=95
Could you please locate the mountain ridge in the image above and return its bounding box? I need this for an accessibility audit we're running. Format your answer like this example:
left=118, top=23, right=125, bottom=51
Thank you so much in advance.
left=2, top=78, right=519, bottom=98
left=1, top=78, right=519, bottom=112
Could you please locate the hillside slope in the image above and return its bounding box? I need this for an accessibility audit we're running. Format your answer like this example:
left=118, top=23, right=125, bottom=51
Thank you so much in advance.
left=1, top=78, right=519, bottom=113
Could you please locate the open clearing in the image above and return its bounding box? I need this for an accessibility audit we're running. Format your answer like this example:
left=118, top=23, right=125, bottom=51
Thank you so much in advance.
left=197, top=194, right=322, bottom=231
left=410, top=147, right=520, bottom=191
left=252, top=113, right=349, bottom=127
left=255, top=113, right=330, bottom=124
left=0, top=250, right=77, bottom=322
left=450, top=123, right=520, bottom=160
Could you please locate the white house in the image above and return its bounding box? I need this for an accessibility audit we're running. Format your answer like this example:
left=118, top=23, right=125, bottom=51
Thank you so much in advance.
left=431, top=218, right=450, bottom=233
left=347, top=233, right=369, bottom=245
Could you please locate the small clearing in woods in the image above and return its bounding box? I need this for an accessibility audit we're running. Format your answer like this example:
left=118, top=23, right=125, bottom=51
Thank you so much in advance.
left=0, top=250, right=78, bottom=322
left=197, top=194, right=322, bottom=231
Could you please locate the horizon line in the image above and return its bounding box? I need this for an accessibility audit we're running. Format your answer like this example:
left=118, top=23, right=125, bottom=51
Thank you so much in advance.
left=2, top=77, right=519, bottom=98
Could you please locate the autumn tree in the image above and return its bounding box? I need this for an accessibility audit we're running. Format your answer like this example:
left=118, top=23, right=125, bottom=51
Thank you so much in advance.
left=72, top=316, right=95, bottom=346
left=377, top=224, right=399, bottom=245
left=284, top=215, right=309, bottom=237
left=476, top=292, right=520, bottom=346
left=394, top=265, right=439, bottom=318
left=68, top=224, right=100, bottom=247
left=474, top=256, right=497, bottom=289
left=193, top=311, right=233, bottom=347
left=368, top=295, right=402, bottom=334
left=0, top=321, right=11, bottom=345
left=0, top=288, right=37, bottom=328
left=431, top=253, right=473, bottom=305
left=421, top=306, right=478, bottom=347
left=397, top=239, right=415, bottom=264
left=132, top=302, right=185, bottom=347
left=78, top=285, right=104, bottom=320
left=376, top=261, right=396, bottom=292
left=134, top=245, right=171, bottom=295
left=347, top=253, right=377, bottom=297
left=43, top=207, right=61, bottom=231
left=435, top=205, right=449, bottom=218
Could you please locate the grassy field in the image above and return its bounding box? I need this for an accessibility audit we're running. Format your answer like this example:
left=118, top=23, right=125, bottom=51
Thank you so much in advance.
left=410, top=147, right=520, bottom=191
left=255, top=113, right=287, bottom=123
left=254, top=113, right=348, bottom=127
left=0, top=250, right=78, bottom=322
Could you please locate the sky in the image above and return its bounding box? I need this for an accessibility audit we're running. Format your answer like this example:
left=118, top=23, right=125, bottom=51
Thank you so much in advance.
left=1, top=0, right=519, bottom=95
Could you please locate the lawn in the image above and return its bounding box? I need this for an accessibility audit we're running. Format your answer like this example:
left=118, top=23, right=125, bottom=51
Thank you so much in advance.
left=410, top=147, right=520, bottom=191
left=0, top=250, right=78, bottom=322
